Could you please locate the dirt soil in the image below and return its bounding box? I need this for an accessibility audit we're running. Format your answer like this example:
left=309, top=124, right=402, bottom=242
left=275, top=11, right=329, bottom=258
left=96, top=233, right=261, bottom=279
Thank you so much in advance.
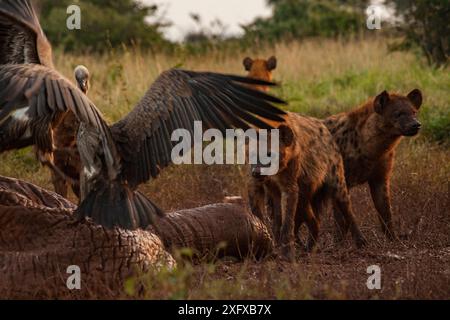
left=142, top=142, right=450, bottom=299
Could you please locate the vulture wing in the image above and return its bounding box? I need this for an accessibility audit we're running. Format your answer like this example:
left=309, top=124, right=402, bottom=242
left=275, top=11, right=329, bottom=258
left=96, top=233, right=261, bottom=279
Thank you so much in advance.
left=0, top=63, right=162, bottom=230
left=0, top=0, right=53, bottom=67
left=111, top=69, right=287, bottom=189
left=0, top=66, right=288, bottom=230
left=0, top=64, right=118, bottom=173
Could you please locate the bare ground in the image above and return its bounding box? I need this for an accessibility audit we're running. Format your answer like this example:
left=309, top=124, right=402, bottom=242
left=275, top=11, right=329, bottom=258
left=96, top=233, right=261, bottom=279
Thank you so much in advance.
left=136, top=140, right=450, bottom=300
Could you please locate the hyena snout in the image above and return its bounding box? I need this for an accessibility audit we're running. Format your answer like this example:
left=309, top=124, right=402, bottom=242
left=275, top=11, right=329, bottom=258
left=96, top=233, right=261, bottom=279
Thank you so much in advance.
left=403, top=119, right=422, bottom=136
left=251, top=152, right=278, bottom=178
left=251, top=164, right=263, bottom=178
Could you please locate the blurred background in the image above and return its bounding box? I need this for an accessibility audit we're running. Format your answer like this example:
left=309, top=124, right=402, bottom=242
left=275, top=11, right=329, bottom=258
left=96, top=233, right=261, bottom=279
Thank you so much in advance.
left=33, top=0, right=448, bottom=68
left=30, top=0, right=449, bottom=144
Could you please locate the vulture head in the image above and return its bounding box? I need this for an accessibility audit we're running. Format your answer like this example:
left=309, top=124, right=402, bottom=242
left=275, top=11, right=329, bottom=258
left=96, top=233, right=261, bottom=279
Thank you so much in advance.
left=74, top=65, right=90, bottom=94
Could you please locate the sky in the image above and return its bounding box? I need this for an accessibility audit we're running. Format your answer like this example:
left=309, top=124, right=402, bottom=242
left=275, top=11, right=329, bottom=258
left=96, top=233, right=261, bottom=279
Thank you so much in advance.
left=141, top=0, right=272, bottom=42
left=141, top=1, right=393, bottom=42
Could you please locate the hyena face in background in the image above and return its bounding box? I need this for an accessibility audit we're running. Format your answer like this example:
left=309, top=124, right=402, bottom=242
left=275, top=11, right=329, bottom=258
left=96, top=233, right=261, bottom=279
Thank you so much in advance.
left=324, top=89, right=423, bottom=240
left=243, top=56, right=277, bottom=91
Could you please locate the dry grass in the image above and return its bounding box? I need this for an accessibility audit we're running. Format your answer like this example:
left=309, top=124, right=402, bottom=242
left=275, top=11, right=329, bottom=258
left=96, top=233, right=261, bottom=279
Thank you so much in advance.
left=0, top=38, right=449, bottom=299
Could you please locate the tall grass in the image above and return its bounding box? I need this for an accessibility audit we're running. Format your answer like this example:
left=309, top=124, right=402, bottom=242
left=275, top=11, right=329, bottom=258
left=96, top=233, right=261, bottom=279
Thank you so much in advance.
left=1, top=38, right=448, bottom=197
left=0, top=38, right=450, bottom=191
left=1, top=37, right=449, bottom=199
left=0, top=38, right=449, bottom=299
left=52, top=38, right=449, bottom=141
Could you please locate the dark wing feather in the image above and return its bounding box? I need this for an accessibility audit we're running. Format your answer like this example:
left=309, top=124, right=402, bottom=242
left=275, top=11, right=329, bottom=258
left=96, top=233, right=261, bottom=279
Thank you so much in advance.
left=0, top=64, right=117, bottom=168
left=0, top=0, right=53, bottom=67
left=0, top=64, right=99, bottom=126
left=111, top=69, right=287, bottom=189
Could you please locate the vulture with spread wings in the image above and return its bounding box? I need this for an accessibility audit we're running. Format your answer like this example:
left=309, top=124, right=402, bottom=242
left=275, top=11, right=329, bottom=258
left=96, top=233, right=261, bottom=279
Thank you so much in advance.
left=0, top=0, right=91, bottom=198
left=0, top=0, right=287, bottom=230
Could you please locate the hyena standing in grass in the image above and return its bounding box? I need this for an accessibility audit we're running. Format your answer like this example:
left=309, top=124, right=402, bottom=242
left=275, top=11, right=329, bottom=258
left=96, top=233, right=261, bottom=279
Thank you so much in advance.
left=324, top=89, right=423, bottom=240
left=250, top=113, right=367, bottom=260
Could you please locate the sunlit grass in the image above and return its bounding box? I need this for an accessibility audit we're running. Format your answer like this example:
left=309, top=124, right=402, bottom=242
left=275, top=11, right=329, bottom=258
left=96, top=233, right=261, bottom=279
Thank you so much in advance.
left=2, top=38, right=447, bottom=198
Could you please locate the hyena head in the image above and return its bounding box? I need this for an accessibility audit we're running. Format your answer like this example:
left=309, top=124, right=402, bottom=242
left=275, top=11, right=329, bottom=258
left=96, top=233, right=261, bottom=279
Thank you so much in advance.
left=374, top=89, right=423, bottom=137
left=251, top=124, right=295, bottom=179
left=243, top=56, right=277, bottom=91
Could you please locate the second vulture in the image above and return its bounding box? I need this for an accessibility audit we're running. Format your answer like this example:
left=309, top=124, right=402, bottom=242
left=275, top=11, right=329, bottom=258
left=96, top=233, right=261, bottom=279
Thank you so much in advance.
left=0, top=0, right=287, bottom=230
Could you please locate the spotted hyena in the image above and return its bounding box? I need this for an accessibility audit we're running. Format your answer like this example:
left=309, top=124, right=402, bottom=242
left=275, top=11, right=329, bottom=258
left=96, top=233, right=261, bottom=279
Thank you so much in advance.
left=324, top=89, right=423, bottom=240
left=243, top=56, right=277, bottom=92
left=51, top=112, right=82, bottom=198
left=249, top=112, right=367, bottom=260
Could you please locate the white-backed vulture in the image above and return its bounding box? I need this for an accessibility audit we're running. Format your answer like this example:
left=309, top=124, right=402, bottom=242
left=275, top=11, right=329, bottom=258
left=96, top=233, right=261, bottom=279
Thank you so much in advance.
left=51, top=66, right=90, bottom=198
left=0, top=0, right=90, bottom=196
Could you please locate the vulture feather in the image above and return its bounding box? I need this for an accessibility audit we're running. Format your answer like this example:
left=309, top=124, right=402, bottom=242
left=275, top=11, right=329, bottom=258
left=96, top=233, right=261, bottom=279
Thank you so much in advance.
left=0, top=0, right=288, bottom=230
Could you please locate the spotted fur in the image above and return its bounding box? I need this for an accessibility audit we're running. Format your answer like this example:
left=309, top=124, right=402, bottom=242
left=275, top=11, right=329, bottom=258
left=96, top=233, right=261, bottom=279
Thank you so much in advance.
left=324, top=89, right=423, bottom=239
left=249, top=113, right=367, bottom=260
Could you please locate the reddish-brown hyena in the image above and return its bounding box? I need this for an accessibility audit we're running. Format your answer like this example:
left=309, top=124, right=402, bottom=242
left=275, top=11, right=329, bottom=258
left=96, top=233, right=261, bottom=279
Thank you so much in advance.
left=324, top=89, right=423, bottom=240
left=243, top=56, right=277, bottom=92
left=249, top=112, right=367, bottom=260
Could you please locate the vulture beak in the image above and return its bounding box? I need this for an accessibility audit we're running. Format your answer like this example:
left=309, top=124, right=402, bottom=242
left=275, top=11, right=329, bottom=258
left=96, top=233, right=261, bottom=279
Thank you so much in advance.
left=74, top=65, right=90, bottom=94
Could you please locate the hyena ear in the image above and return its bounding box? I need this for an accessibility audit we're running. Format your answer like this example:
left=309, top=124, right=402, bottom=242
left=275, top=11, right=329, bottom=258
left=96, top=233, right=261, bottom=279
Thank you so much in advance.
left=374, top=90, right=390, bottom=115
left=243, top=57, right=254, bottom=71
left=267, top=56, right=277, bottom=71
left=407, top=89, right=423, bottom=110
left=278, top=125, right=294, bottom=147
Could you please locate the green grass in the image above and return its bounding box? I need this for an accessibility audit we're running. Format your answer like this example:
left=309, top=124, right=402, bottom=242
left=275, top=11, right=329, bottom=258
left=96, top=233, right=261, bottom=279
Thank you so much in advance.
left=273, top=58, right=450, bottom=143
left=63, top=38, right=450, bottom=143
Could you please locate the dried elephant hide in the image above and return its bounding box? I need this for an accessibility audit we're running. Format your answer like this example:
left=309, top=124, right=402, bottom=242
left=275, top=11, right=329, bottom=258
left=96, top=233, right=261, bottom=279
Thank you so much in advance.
left=0, top=176, right=272, bottom=298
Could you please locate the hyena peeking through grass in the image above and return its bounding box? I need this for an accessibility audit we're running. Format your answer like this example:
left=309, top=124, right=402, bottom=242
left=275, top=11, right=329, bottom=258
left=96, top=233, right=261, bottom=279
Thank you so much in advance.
left=324, top=89, right=423, bottom=240
left=243, top=56, right=277, bottom=92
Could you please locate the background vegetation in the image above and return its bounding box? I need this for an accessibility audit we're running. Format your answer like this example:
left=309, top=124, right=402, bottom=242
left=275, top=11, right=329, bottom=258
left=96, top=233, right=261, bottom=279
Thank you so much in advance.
left=34, top=0, right=449, bottom=67
left=1, top=37, right=448, bottom=204
left=31, top=0, right=448, bottom=142
left=389, top=0, right=449, bottom=67
left=243, top=0, right=367, bottom=42
left=34, top=0, right=172, bottom=52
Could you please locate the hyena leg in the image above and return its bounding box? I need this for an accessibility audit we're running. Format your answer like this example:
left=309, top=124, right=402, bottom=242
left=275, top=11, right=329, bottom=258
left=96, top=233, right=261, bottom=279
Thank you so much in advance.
left=249, top=183, right=265, bottom=220
left=267, top=185, right=282, bottom=243
left=294, top=208, right=305, bottom=247
left=49, top=150, right=78, bottom=199
left=332, top=173, right=367, bottom=248
left=369, top=178, right=395, bottom=240
left=294, top=197, right=320, bottom=252
left=308, top=189, right=330, bottom=248
left=303, top=202, right=320, bottom=252
left=332, top=205, right=350, bottom=243
left=331, top=159, right=367, bottom=248
left=279, top=183, right=299, bottom=261
left=51, top=170, right=69, bottom=198
left=333, top=191, right=367, bottom=248
left=71, top=181, right=81, bottom=199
